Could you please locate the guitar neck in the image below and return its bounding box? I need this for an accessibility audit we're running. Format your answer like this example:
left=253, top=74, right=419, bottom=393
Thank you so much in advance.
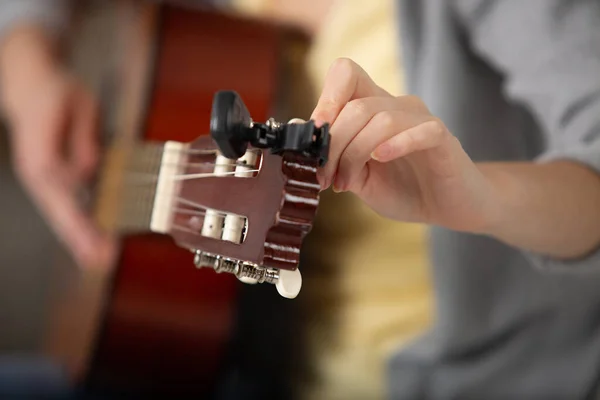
left=95, top=139, right=166, bottom=234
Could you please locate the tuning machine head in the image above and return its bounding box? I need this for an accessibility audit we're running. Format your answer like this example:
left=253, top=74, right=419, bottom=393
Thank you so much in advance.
left=209, top=90, right=253, bottom=160
left=210, top=90, right=330, bottom=166
left=154, top=91, right=324, bottom=300
left=193, top=251, right=302, bottom=299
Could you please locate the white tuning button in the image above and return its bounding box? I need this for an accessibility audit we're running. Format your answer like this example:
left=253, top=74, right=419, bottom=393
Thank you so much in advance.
left=276, top=268, right=302, bottom=299
left=238, top=276, right=258, bottom=285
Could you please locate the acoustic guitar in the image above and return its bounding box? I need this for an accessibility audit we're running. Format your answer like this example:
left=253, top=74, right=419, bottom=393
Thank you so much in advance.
left=45, top=2, right=323, bottom=398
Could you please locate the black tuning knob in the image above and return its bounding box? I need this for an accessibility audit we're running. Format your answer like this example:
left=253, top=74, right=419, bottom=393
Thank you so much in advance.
left=210, top=90, right=331, bottom=166
left=210, top=90, right=253, bottom=160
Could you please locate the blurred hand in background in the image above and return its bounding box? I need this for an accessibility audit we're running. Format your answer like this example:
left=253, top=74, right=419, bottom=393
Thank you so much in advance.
left=0, top=25, right=112, bottom=268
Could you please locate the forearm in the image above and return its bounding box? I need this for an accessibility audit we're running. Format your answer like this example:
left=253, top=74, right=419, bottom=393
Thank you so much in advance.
left=479, top=160, right=600, bottom=260
left=0, top=0, right=68, bottom=48
left=0, top=0, right=68, bottom=117
left=0, top=25, right=60, bottom=118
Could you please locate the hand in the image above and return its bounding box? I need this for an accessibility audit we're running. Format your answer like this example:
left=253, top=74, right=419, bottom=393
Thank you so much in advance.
left=1, top=26, right=114, bottom=268
left=311, top=58, right=497, bottom=232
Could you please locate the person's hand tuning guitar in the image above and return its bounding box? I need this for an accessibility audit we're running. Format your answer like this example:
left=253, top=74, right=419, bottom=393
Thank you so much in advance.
left=311, top=58, right=600, bottom=260
left=0, top=26, right=113, bottom=268
left=311, top=58, right=494, bottom=233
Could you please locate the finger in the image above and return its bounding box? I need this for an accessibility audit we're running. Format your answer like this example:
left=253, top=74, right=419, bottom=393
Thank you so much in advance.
left=310, top=58, right=390, bottom=126
left=371, top=119, right=449, bottom=163
left=334, top=110, right=431, bottom=192
left=14, top=122, right=105, bottom=269
left=32, top=166, right=105, bottom=268
left=318, top=96, right=401, bottom=189
left=70, top=86, right=99, bottom=181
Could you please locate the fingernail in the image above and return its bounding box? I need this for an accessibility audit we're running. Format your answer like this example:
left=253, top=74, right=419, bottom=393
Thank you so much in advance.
left=332, top=176, right=344, bottom=193
left=372, top=144, right=392, bottom=161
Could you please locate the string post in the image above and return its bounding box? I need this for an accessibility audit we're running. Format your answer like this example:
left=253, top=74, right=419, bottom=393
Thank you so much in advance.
left=194, top=251, right=237, bottom=274
left=192, top=250, right=296, bottom=297
left=193, top=251, right=213, bottom=269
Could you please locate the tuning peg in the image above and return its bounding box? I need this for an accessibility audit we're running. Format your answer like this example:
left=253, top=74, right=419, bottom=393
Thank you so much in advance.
left=193, top=250, right=302, bottom=298
left=275, top=268, right=302, bottom=299
left=210, top=90, right=253, bottom=159
left=210, top=90, right=330, bottom=166
left=237, top=276, right=259, bottom=285
left=193, top=251, right=212, bottom=268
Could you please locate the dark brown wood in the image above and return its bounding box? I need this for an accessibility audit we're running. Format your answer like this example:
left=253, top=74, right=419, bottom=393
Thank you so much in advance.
left=170, top=137, right=320, bottom=271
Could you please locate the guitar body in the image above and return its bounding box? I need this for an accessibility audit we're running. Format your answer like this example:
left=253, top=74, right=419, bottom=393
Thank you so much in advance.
left=81, top=4, right=307, bottom=397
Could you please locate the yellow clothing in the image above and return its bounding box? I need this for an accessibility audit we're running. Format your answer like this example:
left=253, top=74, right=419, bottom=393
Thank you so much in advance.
left=232, top=1, right=434, bottom=399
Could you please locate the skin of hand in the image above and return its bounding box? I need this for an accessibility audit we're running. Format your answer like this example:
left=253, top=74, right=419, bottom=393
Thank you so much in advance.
left=0, top=25, right=114, bottom=269
left=311, top=58, right=495, bottom=233
left=310, top=58, right=600, bottom=260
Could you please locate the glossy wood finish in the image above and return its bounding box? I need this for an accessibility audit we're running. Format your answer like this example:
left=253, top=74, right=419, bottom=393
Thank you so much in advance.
left=170, top=137, right=320, bottom=271
left=86, top=5, right=287, bottom=396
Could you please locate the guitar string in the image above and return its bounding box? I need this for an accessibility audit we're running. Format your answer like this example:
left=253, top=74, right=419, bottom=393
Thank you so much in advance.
left=123, top=160, right=255, bottom=169
left=116, top=156, right=258, bottom=183
left=113, top=177, right=252, bottom=226
left=174, top=196, right=246, bottom=218
left=114, top=147, right=260, bottom=184
left=171, top=207, right=207, bottom=217
left=114, top=192, right=234, bottom=231
left=133, top=195, right=245, bottom=216
left=106, top=168, right=259, bottom=207
left=171, top=223, right=202, bottom=236
left=126, top=146, right=262, bottom=156
left=109, top=148, right=259, bottom=228
left=111, top=166, right=258, bottom=185
left=163, top=147, right=261, bottom=155
left=172, top=169, right=259, bottom=181
left=159, top=161, right=255, bottom=168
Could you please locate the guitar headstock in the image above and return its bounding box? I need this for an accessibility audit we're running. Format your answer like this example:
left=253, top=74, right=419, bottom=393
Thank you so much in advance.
left=149, top=91, right=330, bottom=299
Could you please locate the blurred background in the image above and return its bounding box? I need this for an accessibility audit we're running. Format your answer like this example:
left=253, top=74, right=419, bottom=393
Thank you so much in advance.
left=0, top=0, right=432, bottom=398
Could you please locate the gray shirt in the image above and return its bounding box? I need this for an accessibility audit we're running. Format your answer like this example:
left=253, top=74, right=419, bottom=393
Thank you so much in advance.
left=392, top=0, right=600, bottom=399
left=0, top=0, right=68, bottom=43
left=2, top=0, right=600, bottom=399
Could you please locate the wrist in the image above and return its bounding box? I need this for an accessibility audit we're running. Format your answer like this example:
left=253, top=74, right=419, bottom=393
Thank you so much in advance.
left=473, top=162, right=516, bottom=238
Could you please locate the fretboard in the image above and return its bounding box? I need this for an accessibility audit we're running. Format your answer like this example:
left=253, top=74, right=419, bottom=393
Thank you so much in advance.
left=95, top=139, right=165, bottom=234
